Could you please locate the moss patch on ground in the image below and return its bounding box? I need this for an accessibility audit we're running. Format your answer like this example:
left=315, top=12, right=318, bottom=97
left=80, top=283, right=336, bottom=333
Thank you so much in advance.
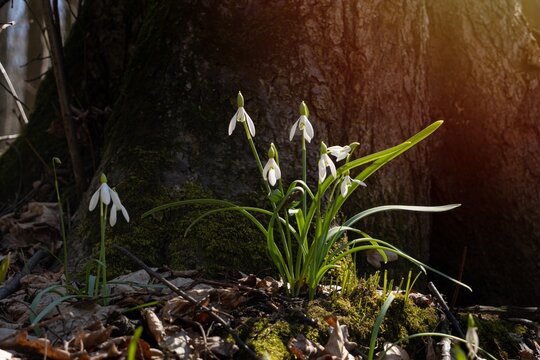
left=236, top=275, right=439, bottom=359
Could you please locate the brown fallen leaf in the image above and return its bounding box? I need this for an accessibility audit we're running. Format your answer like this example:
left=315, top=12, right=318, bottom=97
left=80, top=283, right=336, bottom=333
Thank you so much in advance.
left=288, top=334, right=324, bottom=359
left=322, top=315, right=356, bottom=360
left=0, top=330, right=70, bottom=360
left=216, top=288, right=248, bottom=310
left=143, top=309, right=165, bottom=344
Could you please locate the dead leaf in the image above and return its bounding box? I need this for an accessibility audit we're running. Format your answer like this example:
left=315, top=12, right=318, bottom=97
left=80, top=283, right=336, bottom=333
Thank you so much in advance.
left=376, top=342, right=410, bottom=360
left=322, top=315, right=356, bottom=360
left=109, top=270, right=152, bottom=295
left=203, top=336, right=239, bottom=357
left=288, top=334, right=324, bottom=359
left=216, top=288, right=248, bottom=310
left=0, top=330, right=70, bottom=360
left=143, top=309, right=165, bottom=344
left=161, top=329, right=193, bottom=358
left=366, top=250, right=398, bottom=269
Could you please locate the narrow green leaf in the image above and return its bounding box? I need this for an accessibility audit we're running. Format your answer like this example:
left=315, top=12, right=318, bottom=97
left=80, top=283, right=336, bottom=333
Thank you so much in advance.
left=368, top=293, right=395, bottom=360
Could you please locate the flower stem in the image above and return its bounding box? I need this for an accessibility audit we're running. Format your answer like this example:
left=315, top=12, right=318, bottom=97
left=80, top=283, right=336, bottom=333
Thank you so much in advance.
left=52, top=161, right=69, bottom=284
left=302, top=136, right=307, bottom=216
left=99, top=200, right=108, bottom=304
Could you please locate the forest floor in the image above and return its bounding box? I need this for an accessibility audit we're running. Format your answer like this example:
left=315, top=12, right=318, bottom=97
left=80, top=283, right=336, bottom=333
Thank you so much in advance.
left=0, top=201, right=539, bottom=359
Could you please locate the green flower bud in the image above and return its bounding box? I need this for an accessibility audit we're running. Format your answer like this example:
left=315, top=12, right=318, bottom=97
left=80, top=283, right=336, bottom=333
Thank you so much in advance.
left=237, top=91, right=244, bottom=108
left=268, top=143, right=276, bottom=158
left=52, top=157, right=62, bottom=165
left=100, top=173, right=108, bottom=184
left=299, top=101, right=309, bottom=117
left=320, top=141, right=328, bottom=154
left=467, top=314, right=476, bottom=328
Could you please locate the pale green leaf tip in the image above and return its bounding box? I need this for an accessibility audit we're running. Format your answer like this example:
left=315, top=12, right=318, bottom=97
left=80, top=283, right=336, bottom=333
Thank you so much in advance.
left=52, top=157, right=61, bottom=165
left=100, top=173, right=108, bottom=184
left=268, top=143, right=276, bottom=158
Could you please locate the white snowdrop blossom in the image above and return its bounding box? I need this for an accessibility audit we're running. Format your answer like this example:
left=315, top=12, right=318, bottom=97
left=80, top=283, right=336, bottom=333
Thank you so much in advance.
left=340, top=175, right=366, bottom=197
left=328, top=145, right=351, bottom=162
left=466, top=315, right=479, bottom=358
left=318, top=153, right=336, bottom=183
left=228, top=91, right=255, bottom=137
left=89, top=174, right=116, bottom=211
left=289, top=115, right=314, bottom=143
left=88, top=174, right=129, bottom=227
left=228, top=107, right=255, bottom=137
left=263, top=158, right=281, bottom=186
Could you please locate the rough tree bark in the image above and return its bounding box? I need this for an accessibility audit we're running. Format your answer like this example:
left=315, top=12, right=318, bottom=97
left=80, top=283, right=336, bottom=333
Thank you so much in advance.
left=0, top=0, right=539, bottom=305
left=427, top=0, right=540, bottom=305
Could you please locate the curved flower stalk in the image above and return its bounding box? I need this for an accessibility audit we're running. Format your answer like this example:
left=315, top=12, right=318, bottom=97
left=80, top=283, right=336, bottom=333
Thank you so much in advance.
left=146, top=92, right=469, bottom=300
left=88, top=173, right=129, bottom=303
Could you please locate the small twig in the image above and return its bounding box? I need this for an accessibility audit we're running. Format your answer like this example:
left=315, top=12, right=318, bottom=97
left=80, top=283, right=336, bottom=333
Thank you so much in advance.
left=0, top=249, right=49, bottom=300
left=112, top=245, right=260, bottom=359
left=0, top=134, right=19, bottom=141
left=428, top=281, right=465, bottom=338
left=450, top=246, right=467, bottom=309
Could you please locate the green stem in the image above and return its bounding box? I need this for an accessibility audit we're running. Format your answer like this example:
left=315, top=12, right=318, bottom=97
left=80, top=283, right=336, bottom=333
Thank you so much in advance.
left=302, top=136, right=307, bottom=217
left=99, top=200, right=108, bottom=303
left=52, top=161, right=68, bottom=284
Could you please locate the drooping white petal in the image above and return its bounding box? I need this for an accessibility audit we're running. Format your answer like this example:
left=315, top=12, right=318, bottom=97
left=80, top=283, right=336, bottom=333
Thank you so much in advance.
left=303, top=117, right=314, bottom=142
left=327, top=156, right=336, bottom=178
left=262, top=159, right=271, bottom=180
left=110, top=204, right=117, bottom=226
left=89, top=188, right=100, bottom=211
left=245, top=111, right=256, bottom=137
left=100, top=183, right=111, bottom=205
left=268, top=168, right=277, bottom=186
left=120, top=205, right=130, bottom=223
left=466, top=327, right=479, bottom=357
left=110, top=189, right=122, bottom=208
left=352, top=178, right=367, bottom=187
left=228, top=113, right=237, bottom=135
left=318, top=158, right=327, bottom=183
left=341, top=177, right=350, bottom=197
left=273, top=161, right=281, bottom=180
left=289, top=119, right=299, bottom=141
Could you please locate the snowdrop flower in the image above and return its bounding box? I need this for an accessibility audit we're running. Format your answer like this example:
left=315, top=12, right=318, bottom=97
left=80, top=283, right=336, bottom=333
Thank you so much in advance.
left=89, top=174, right=116, bottom=211
left=318, top=142, right=336, bottom=183
left=327, top=145, right=351, bottom=162
left=466, top=314, right=479, bottom=358
left=340, top=173, right=366, bottom=197
left=89, top=174, right=129, bottom=226
left=228, top=91, right=255, bottom=137
left=289, top=101, right=314, bottom=142
left=263, top=143, right=281, bottom=186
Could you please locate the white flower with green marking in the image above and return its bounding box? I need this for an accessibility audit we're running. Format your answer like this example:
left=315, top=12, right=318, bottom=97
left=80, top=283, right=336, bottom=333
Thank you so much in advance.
left=289, top=101, right=314, bottom=142
left=340, top=174, right=366, bottom=197
left=89, top=174, right=129, bottom=226
left=228, top=91, right=255, bottom=137
left=318, top=142, right=336, bottom=183
left=263, top=143, right=281, bottom=186
left=328, top=145, right=351, bottom=161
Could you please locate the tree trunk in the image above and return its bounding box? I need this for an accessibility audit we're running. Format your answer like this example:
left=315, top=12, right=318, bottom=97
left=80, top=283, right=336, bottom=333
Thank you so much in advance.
left=1, top=0, right=538, bottom=305
left=427, top=0, right=540, bottom=305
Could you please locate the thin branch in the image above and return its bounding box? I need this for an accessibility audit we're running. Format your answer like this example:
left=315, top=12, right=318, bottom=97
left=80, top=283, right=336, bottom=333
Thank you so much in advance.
left=0, top=249, right=49, bottom=300
left=0, top=134, right=19, bottom=141
left=113, top=245, right=260, bottom=360
left=43, top=0, right=85, bottom=196
left=0, top=60, right=29, bottom=127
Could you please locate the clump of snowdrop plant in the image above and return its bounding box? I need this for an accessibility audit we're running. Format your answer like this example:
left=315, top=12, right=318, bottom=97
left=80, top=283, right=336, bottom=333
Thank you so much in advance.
left=145, top=92, right=470, bottom=299
left=88, top=173, right=129, bottom=301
